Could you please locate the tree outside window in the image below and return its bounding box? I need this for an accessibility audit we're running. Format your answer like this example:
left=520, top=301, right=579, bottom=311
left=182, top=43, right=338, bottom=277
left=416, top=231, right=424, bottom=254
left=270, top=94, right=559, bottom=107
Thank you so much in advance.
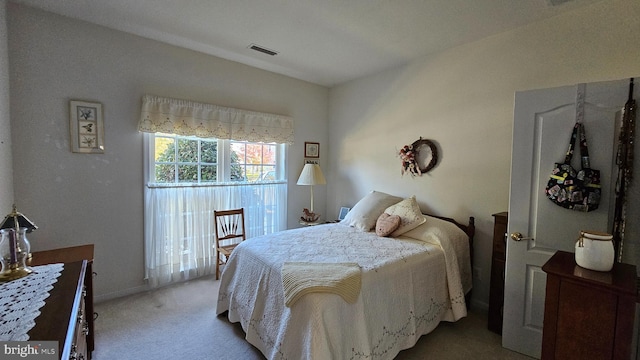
left=153, top=134, right=277, bottom=183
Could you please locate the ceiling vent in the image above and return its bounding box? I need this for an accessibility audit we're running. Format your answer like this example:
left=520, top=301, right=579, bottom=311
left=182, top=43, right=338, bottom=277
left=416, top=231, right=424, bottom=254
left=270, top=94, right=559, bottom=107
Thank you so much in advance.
left=248, top=44, right=278, bottom=56
left=546, top=0, right=574, bottom=6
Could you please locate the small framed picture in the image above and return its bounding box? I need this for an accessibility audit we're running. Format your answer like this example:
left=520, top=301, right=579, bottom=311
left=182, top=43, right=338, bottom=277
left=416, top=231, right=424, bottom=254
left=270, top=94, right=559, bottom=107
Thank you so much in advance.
left=338, top=207, right=350, bottom=221
left=304, top=142, right=319, bottom=158
left=70, top=100, right=104, bottom=153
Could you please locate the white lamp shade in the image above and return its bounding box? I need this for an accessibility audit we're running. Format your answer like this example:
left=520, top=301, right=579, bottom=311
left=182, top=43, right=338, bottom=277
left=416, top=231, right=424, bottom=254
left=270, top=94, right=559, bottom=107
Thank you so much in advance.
left=296, top=164, right=326, bottom=186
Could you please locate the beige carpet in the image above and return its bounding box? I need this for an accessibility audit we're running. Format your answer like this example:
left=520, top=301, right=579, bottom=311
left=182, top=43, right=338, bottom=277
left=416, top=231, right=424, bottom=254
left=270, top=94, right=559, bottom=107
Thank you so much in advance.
left=93, top=275, right=532, bottom=360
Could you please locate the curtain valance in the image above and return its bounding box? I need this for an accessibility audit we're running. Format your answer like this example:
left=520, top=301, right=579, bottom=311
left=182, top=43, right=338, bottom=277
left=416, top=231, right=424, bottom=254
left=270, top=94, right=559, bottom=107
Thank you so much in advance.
left=138, top=95, right=294, bottom=144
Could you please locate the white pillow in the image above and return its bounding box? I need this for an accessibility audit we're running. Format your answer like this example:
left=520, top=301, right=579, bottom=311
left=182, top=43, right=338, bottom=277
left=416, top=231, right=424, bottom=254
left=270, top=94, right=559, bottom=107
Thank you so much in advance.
left=340, top=191, right=402, bottom=231
left=384, top=195, right=426, bottom=237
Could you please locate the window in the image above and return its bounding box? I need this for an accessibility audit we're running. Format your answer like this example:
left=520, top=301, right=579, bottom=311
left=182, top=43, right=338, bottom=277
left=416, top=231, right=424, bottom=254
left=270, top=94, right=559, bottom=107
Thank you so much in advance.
left=230, top=141, right=277, bottom=182
left=143, top=133, right=287, bottom=288
left=149, top=133, right=283, bottom=184
left=138, top=95, right=293, bottom=288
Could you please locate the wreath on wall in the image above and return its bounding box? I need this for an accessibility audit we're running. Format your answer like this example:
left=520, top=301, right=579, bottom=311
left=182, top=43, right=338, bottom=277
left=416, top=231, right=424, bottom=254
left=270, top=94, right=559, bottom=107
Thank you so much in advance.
left=399, top=137, right=438, bottom=177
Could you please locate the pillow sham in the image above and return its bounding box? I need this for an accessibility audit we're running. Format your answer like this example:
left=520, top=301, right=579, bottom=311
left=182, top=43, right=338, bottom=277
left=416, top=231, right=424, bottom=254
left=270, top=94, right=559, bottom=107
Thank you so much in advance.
left=340, top=190, right=402, bottom=231
left=375, top=213, right=401, bottom=237
left=384, top=195, right=426, bottom=237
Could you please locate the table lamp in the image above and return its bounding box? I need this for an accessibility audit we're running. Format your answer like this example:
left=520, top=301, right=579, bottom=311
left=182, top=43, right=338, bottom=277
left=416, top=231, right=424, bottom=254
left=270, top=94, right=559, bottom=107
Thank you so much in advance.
left=0, top=205, right=38, bottom=282
left=297, top=164, right=326, bottom=223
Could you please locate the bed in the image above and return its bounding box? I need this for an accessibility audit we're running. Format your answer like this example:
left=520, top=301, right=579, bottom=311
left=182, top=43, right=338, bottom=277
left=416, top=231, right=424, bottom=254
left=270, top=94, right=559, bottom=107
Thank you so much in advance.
left=216, top=191, right=475, bottom=360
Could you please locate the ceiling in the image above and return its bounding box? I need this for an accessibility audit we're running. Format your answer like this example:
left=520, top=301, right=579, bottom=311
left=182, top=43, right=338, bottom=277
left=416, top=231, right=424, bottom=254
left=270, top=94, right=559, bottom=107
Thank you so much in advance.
left=11, top=0, right=603, bottom=87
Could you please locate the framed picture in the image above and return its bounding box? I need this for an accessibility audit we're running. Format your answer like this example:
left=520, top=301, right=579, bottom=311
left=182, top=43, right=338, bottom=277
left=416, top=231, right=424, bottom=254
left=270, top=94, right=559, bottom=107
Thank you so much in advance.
left=304, top=142, right=319, bottom=158
left=338, top=207, right=350, bottom=221
left=70, top=100, right=104, bottom=154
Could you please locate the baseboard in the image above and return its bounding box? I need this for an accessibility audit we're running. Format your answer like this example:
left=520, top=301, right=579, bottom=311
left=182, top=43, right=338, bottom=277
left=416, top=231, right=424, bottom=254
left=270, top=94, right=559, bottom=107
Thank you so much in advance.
left=95, top=284, right=150, bottom=303
left=470, top=298, right=489, bottom=313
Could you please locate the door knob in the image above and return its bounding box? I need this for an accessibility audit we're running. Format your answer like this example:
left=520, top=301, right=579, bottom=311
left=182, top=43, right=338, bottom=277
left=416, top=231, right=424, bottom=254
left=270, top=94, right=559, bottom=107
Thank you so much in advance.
left=510, top=232, right=533, bottom=241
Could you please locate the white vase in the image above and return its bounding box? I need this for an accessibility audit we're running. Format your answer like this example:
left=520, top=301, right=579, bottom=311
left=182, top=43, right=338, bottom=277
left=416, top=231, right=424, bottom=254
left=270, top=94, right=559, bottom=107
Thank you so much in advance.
left=574, top=230, right=614, bottom=272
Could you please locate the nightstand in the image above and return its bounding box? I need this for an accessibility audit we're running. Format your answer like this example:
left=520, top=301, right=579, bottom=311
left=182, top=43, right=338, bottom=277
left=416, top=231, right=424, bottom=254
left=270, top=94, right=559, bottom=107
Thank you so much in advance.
left=299, top=220, right=322, bottom=226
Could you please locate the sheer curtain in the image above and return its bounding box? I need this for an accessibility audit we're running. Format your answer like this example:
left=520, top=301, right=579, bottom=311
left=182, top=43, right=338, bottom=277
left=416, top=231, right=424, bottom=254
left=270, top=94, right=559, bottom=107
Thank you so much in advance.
left=144, top=183, right=287, bottom=287
left=139, top=95, right=292, bottom=288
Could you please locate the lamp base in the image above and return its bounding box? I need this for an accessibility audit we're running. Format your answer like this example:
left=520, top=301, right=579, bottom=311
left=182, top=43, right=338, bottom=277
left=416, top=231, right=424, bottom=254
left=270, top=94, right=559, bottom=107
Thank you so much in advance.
left=0, top=265, right=33, bottom=282
left=300, top=208, right=320, bottom=223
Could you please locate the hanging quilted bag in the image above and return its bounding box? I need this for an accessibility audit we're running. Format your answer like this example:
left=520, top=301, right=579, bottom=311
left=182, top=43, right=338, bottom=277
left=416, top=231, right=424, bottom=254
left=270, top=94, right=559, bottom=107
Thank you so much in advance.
left=545, top=122, right=601, bottom=212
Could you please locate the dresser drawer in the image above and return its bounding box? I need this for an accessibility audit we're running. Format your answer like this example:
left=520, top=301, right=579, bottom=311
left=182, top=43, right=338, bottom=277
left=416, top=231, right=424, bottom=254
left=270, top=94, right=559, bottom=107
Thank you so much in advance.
left=71, top=292, right=88, bottom=360
left=491, top=212, right=507, bottom=260
left=488, top=212, right=508, bottom=334
left=27, top=261, right=88, bottom=360
left=29, top=244, right=95, bottom=359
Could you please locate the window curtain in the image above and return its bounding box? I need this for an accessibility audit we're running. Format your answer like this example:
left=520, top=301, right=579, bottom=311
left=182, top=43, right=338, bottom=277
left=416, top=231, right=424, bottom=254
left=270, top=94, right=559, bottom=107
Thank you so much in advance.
left=140, top=95, right=293, bottom=288
left=138, top=95, right=294, bottom=144
left=144, top=183, right=287, bottom=288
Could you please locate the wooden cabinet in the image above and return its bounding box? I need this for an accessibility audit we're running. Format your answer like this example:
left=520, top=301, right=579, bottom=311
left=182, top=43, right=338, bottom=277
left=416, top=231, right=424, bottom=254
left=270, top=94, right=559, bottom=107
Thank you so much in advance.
left=27, top=260, right=87, bottom=360
left=488, top=212, right=507, bottom=334
left=29, top=244, right=95, bottom=359
left=542, top=251, right=637, bottom=360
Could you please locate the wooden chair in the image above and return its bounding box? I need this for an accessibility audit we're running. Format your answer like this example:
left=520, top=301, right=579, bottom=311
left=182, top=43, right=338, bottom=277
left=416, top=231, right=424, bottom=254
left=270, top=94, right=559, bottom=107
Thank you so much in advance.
left=214, top=208, right=246, bottom=280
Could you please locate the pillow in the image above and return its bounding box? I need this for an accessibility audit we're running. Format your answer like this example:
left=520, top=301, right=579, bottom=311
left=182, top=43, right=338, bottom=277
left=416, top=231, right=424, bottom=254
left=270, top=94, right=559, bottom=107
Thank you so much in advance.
left=340, top=191, right=403, bottom=231
left=375, top=213, right=401, bottom=237
left=384, top=195, right=426, bottom=237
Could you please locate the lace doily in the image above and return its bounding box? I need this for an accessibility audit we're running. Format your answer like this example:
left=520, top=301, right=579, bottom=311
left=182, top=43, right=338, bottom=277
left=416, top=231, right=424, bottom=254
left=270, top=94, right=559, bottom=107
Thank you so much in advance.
left=0, top=263, right=64, bottom=341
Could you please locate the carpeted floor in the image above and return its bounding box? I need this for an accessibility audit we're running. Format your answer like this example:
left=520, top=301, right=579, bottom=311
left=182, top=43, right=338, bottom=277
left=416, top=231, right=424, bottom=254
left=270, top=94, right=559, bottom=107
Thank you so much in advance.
left=92, top=275, right=532, bottom=360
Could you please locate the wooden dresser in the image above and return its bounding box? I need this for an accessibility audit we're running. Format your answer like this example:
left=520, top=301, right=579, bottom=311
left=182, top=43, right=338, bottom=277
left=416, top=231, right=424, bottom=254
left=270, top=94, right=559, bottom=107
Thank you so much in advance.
left=29, top=244, right=95, bottom=359
left=26, top=260, right=88, bottom=360
left=488, top=212, right=507, bottom=334
left=541, top=251, right=636, bottom=360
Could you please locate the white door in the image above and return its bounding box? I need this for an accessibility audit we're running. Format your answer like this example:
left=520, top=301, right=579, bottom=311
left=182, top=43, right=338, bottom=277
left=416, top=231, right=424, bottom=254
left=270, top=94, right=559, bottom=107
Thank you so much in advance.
left=503, top=79, right=632, bottom=358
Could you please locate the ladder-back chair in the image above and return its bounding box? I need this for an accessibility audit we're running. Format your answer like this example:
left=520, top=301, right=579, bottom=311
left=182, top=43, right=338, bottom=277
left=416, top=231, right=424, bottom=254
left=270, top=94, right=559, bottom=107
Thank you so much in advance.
left=214, top=208, right=246, bottom=280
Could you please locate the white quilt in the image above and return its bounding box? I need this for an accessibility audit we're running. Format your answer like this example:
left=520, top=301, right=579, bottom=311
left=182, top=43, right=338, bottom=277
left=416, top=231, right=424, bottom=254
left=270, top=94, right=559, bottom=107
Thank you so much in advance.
left=216, top=222, right=470, bottom=360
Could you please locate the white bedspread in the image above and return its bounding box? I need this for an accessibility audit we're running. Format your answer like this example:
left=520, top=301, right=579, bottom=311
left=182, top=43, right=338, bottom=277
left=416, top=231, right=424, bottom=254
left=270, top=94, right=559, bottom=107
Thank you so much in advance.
left=216, top=222, right=470, bottom=360
left=281, top=262, right=362, bottom=307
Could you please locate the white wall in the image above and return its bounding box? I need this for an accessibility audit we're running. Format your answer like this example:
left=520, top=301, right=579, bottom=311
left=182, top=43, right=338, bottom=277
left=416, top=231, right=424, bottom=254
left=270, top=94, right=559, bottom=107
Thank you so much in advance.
left=0, top=0, right=14, bottom=211
left=7, top=3, right=328, bottom=301
left=328, top=0, right=640, bottom=309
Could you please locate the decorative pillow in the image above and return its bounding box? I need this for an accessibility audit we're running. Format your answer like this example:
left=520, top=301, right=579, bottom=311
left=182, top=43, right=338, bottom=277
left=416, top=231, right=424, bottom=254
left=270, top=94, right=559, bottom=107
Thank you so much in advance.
left=340, top=191, right=403, bottom=231
left=375, top=213, right=401, bottom=237
left=384, top=195, right=426, bottom=237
